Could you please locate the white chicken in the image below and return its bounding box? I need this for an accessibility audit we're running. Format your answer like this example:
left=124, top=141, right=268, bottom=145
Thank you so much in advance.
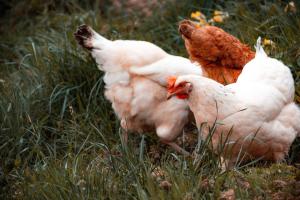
left=74, top=25, right=202, bottom=155
left=145, top=38, right=300, bottom=167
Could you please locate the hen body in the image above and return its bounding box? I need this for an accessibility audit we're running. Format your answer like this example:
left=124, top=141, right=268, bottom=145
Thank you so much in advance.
left=179, top=20, right=255, bottom=84
left=74, top=25, right=202, bottom=154
left=169, top=39, right=300, bottom=167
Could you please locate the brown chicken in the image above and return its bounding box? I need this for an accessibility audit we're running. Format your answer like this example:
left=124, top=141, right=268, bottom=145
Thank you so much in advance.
left=179, top=20, right=255, bottom=84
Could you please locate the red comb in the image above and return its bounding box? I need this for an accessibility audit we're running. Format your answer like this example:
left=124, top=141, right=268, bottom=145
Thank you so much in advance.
left=167, top=76, right=177, bottom=92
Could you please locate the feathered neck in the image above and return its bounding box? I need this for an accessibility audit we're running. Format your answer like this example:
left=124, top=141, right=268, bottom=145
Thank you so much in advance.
left=183, top=75, right=241, bottom=124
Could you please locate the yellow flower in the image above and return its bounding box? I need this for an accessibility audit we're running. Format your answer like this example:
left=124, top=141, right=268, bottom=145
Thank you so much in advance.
left=191, top=11, right=200, bottom=19
left=191, top=11, right=206, bottom=20
left=190, top=11, right=208, bottom=27
left=190, top=10, right=229, bottom=26
left=212, top=10, right=229, bottom=23
left=214, top=10, right=224, bottom=16
left=213, top=15, right=223, bottom=23
left=263, top=38, right=275, bottom=47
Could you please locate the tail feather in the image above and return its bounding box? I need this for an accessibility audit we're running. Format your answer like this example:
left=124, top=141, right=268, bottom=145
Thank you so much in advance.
left=91, top=29, right=111, bottom=45
left=254, top=37, right=267, bottom=58
left=74, top=24, right=111, bottom=50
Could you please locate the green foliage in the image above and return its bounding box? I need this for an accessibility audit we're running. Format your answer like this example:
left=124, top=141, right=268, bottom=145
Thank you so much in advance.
left=1, top=0, right=300, bottom=199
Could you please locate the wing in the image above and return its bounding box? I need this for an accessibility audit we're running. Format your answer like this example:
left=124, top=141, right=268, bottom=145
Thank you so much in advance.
left=129, top=55, right=202, bottom=86
left=237, top=39, right=295, bottom=103
left=229, top=41, right=295, bottom=125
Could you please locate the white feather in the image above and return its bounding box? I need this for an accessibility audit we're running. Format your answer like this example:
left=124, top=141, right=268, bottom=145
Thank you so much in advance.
left=174, top=39, right=300, bottom=164
left=129, top=55, right=202, bottom=86
left=254, top=36, right=267, bottom=58
left=84, top=26, right=199, bottom=144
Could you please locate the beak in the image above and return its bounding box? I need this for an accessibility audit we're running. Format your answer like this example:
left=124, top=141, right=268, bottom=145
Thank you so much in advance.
left=167, top=91, right=176, bottom=100
left=166, top=83, right=192, bottom=100
left=166, top=87, right=184, bottom=100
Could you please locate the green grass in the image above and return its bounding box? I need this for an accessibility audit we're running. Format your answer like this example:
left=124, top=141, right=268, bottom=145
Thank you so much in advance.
left=1, top=0, right=300, bottom=199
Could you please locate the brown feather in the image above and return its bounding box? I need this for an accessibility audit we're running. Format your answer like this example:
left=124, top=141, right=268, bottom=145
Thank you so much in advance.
left=179, top=20, right=255, bottom=84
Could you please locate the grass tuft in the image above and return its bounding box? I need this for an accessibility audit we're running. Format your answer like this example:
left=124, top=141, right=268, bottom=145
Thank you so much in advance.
left=1, top=0, right=300, bottom=199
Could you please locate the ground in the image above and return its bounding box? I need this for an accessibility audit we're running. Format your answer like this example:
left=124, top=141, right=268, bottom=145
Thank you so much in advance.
left=1, top=0, right=300, bottom=199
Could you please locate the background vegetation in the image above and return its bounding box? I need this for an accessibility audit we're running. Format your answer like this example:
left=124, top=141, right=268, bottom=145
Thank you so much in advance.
left=1, top=0, right=300, bottom=199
